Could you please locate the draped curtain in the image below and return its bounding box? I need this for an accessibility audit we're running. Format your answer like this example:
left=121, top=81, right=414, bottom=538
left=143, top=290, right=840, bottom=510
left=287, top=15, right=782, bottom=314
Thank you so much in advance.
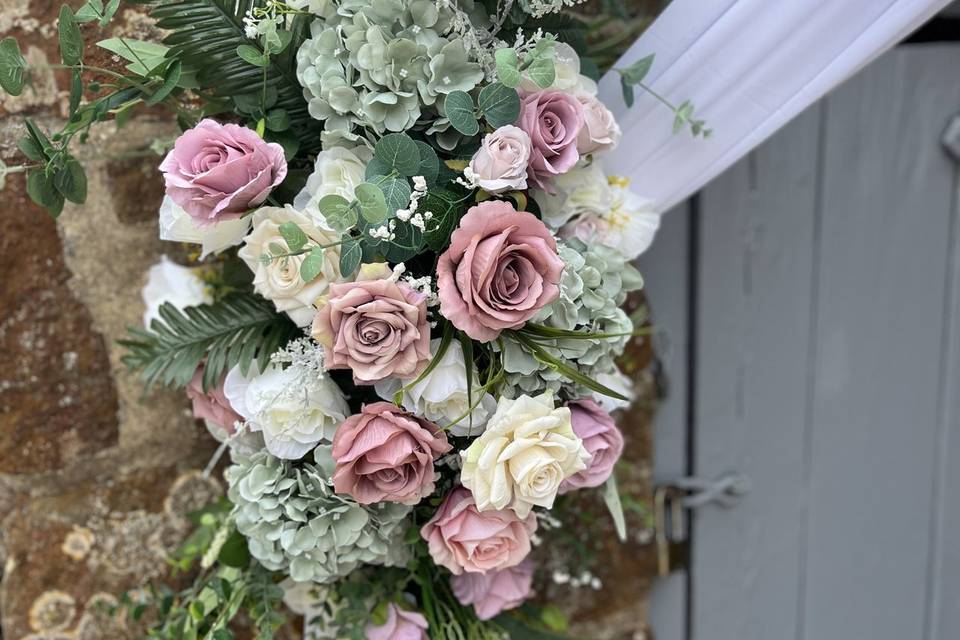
left=597, top=0, right=953, bottom=213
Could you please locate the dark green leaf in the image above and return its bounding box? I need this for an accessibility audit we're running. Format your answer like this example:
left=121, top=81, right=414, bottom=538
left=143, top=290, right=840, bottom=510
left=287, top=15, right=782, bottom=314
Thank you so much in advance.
left=68, top=68, right=82, bottom=114
left=339, top=237, right=361, bottom=275
left=414, top=141, right=439, bottom=185
left=146, top=59, right=181, bottom=106
left=58, top=6, right=83, bottom=66
left=217, top=530, right=250, bottom=568
left=278, top=220, right=308, bottom=252
left=27, top=170, right=65, bottom=218
left=54, top=159, right=87, bottom=204
left=237, top=44, right=268, bottom=67
left=378, top=177, right=411, bottom=215
left=355, top=182, right=388, bottom=224
left=17, top=137, right=44, bottom=162
left=443, top=90, right=479, bottom=136
left=374, top=132, right=420, bottom=176
left=421, top=187, right=465, bottom=251
left=621, top=76, right=635, bottom=108
left=364, top=156, right=391, bottom=181
left=264, top=29, right=293, bottom=55
left=265, top=108, right=290, bottom=131
left=0, top=37, right=27, bottom=96
left=478, top=82, right=520, bottom=128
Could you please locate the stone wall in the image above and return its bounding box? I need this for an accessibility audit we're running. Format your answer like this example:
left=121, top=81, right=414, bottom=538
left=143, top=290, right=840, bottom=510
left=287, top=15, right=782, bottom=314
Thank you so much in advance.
left=0, top=3, right=661, bottom=639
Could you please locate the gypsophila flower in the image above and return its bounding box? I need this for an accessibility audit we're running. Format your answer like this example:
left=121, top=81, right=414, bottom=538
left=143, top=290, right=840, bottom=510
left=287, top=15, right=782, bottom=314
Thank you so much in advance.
left=270, top=337, right=327, bottom=378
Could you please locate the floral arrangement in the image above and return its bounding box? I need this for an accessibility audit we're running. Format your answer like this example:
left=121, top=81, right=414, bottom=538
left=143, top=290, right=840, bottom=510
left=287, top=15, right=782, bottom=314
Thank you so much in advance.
left=0, top=0, right=707, bottom=637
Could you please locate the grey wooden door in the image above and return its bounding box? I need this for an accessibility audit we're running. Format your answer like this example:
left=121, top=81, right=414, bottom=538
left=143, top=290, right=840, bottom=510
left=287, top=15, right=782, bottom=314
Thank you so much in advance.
left=640, top=42, right=960, bottom=640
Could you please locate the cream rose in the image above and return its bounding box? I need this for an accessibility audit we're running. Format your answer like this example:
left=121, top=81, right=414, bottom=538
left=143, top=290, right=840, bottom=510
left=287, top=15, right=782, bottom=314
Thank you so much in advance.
left=460, top=393, right=590, bottom=518
left=293, top=145, right=372, bottom=229
left=238, top=206, right=344, bottom=327
left=374, top=339, right=496, bottom=437
left=468, top=126, right=531, bottom=194
left=223, top=362, right=349, bottom=459
left=576, top=92, right=622, bottom=155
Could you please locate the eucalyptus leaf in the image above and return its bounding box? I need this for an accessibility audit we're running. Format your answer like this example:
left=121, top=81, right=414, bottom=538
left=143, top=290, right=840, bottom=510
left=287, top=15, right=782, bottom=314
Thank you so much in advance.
left=0, top=37, right=27, bottom=96
left=378, top=177, right=412, bottom=215
left=414, top=141, right=439, bottom=185
left=237, top=44, right=269, bottom=67
left=620, top=53, right=655, bottom=85
left=494, top=48, right=520, bottom=88
left=339, top=237, right=361, bottom=275
left=355, top=182, right=388, bottom=224
left=478, top=82, right=520, bottom=128
left=18, top=137, right=44, bottom=162
left=318, top=194, right=357, bottom=232
left=373, top=133, right=419, bottom=176
left=299, top=245, right=325, bottom=282
left=421, top=187, right=465, bottom=251
left=74, top=0, right=103, bottom=22
left=54, top=159, right=87, bottom=204
left=278, top=221, right=308, bottom=252
left=620, top=76, right=635, bottom=108
left=442, top=90, right=479, bottom=136
left=526, top=56, right=555, bottom=89
left=58, top=6, right=83, bottom=66
left=265, top=108, right=290, bottom=131
left=364, top=156, right=391, bottom=181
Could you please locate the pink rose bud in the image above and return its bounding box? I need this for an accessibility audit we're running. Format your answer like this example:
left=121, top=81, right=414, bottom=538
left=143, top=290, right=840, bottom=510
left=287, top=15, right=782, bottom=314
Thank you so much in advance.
left=451, top=560, right=534, bottom=620
left=576, top=92, right=622, bottom=155
left=468, top=125, right=531, bottom=194
left=420, top=487, right=537, bottom=575
left=364, top=603, right=429, bottom=640
left=517, top=90, right=584, bottom=190
left=560, top=398, right=625, bottom=492
left=185, top=365, right=243, bottom=435
left=159, top=119, right=287, bottom=226
left=332, top=402, right=451, bottom=505
left=312, top=263, right=431, bottom=384
left=437, top=200, right=565, bottom=342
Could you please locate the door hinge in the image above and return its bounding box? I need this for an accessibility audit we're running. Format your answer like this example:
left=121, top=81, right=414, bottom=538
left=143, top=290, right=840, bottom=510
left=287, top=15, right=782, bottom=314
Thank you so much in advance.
left=654, top=472, right=751, bottom=576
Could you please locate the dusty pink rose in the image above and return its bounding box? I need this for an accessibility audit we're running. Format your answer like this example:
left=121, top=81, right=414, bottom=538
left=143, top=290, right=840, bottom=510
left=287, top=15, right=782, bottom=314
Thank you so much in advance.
left=365, top=603, right=428, bottom=640
left=517, top=90, right=584, bottom=190
left=160, top=119, right=287, bottom=226
left=468, top=125, right=531, bottom=194
left=186, top=365, right=243, bottom=435
left=560, top=399, right=624, bottom=492
left=451, top=560, right=534, bottom=620
left=420, top=487, right=537, bottom=575
left=437, top=201, right=565, bottom=342
left=312, top=263, right=430, bottom=384
left=332, top=402, right=451, bottom=505
left=576, top=92, right=622, bottom=155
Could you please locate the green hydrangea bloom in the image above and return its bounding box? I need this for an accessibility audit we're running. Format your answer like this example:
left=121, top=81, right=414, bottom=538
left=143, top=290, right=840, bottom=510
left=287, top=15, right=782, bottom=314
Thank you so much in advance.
left=296, top=0, right=484, bottom=133
left=226, top=448, right=411, bottom=583
left=501, top=239, right=644, bottom=398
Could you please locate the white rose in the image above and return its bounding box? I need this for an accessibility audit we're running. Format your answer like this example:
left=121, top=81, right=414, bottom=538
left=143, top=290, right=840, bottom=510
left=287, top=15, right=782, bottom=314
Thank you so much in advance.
left=238, top=206, right=344, bottom=327
left=576, top=92, right=622, bottom=155
left=468, top=125, right=531, bottom=194
left=535, top=164, right=613, bottom=229
left=460, top=393, right=589, bottom=518
left=158, top=196, right=249, bottom=259
left=223, top=363, right=349, bottom=460
left=141, top=255, right=212, bottom=328
left=293, top=145, right=372, bottom=229
left=374, top=339, right=496, bottom=437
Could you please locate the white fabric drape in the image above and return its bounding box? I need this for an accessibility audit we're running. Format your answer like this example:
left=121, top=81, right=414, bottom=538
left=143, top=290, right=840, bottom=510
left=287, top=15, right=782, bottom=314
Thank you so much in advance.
left=597, top=0, right=953, bottom=213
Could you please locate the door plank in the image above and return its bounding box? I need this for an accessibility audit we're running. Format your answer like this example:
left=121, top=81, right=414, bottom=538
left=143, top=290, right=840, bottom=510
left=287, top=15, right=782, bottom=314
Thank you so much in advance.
left=691, top=105, right=822, bottom=640
left=804, top=45, right=960, bottom=640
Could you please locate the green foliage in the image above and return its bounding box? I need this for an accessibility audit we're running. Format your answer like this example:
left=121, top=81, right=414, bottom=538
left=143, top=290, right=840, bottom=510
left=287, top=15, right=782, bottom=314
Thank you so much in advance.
left=76, top=0, right=121, bottom=25
left=420, top=187, right=468, bottom=251
left=298, top=245, right=325, bottom=282
left=477, top=82, right=521, bottom=128
left=617, top=54, right=711, bottom=137
left=414, top=141, right=440, bottom=184
left=603, top=475, right=628, bottom=542
left=339, top=236, right=362, bottom=275
left=0, top=37, right=26, bottom=96
left=58, top=6, right=84, bottom=66
left=149, top=0, right=317, bottom=143
left=120, top=293, right=299, bottom=391
left=494, top=48, right=521, bottom=88
left=96, top=37, right=170, bottom=75
left=443, top=90, right=479, bottom=136
left=319, top=194, right=358, bottom=233
left=355, top=182, right=388, bottom=224
left=378, top=177, right=412, bottom=217
left=617, top=53, right=653, bottom=108
left=373, top=133, right=420, bottom=177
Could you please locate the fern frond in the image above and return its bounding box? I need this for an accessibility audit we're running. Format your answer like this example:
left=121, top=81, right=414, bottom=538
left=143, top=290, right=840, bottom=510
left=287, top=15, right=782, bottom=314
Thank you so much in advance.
left=120, top=293, right=299, bottom=391
left=149, top=0, right=319, bottom=144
